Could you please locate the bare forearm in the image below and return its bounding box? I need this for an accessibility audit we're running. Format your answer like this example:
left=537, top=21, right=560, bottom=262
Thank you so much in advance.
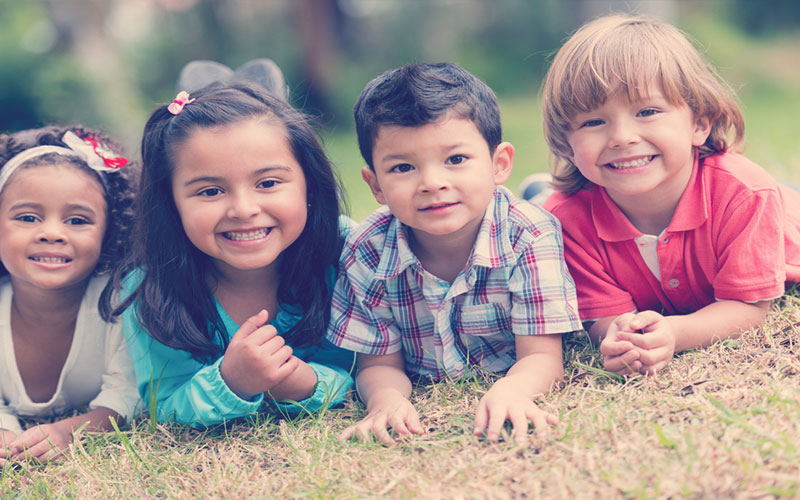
left=667, top=300, right=770, bottom=352
left=53, top=407, right=121, bottom=434
left=268, top=359, right=317, bottom=401
left=502, top=351, right=564, bottom=397
left=356, top=365, right=412, bottom=409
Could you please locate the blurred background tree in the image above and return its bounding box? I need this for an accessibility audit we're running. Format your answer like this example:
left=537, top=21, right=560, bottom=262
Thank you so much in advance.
left=1, top=0, right=798, bottom=218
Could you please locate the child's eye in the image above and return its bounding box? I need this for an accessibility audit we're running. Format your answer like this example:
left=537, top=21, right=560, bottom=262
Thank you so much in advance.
left=258, top=179, right=279, bottom=189
left=579, top=119, right=604, bottom=128
left=14, top=214, right=39, bottom=223
left=65, top=216, right=90, bottom=226
left=197, top=187, right=223, bottom=197
left=390, top=164, right=414, bottom=173
left=446, top=154, right=467, bottom=165
left=638, top=108, right=659, bottom=117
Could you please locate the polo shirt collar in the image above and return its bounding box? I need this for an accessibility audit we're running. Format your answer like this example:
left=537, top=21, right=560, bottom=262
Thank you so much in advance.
left=591, top=152, right=707, bottom=242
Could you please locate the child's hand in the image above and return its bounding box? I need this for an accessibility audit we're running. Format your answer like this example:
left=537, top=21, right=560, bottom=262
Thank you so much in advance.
left=8, top=423, right=72, bottom=463
left=473, top=377, right=558, bottom=442
left=600, top=313, right=643, bottom=375
left=220, top=309, right=300, bottom=400
left=339, top=388, right=423, bottom=446
left=617, top=311, right=676, bottom=375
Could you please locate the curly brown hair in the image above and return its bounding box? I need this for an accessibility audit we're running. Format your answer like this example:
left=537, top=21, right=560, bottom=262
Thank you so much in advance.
left=0, top=125, right=138, bottom=277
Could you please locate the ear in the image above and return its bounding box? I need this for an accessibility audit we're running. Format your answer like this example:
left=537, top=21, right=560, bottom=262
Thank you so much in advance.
left=692, top=114, right=712, bottom=147
left=491, top=142, right=514, bottom=185
left=361, top=166, right=387, bottom=205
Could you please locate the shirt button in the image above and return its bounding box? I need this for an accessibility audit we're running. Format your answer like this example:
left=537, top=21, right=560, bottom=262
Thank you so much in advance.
left=662, top=237, right=669, bottom=243
left=668, top=278, right=680, bottom=288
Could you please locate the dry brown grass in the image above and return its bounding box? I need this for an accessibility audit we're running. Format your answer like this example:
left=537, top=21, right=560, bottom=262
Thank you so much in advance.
left=3, top=295, right=800, bottom=499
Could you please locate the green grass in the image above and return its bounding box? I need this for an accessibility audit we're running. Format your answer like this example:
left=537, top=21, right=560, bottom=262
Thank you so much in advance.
left=2, top=300, right=799, bottom=498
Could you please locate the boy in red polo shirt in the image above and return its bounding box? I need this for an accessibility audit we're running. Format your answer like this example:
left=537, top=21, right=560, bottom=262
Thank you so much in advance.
left=540, top=14, right=800, bottom=375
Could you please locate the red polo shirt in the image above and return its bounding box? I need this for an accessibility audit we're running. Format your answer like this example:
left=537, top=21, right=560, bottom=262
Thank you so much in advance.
left=544, top=152, right=800, bottom=320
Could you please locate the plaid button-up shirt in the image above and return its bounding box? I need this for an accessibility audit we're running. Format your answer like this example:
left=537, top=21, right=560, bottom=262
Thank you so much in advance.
left=326, top=186, right=581, bottom=380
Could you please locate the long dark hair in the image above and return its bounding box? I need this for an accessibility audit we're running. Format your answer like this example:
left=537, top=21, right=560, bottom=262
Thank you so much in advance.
left=109, top=83, right=344, bottom=362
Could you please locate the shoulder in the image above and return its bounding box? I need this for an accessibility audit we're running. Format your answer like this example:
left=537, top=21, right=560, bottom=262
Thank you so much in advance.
left=118, top=268, right=146, bottom=304
left=701, top=152, right=778, bottom=193
left=497, top=189, right=559, bottom=242
left=542, top=188, right=593, bottom=219
left=84, top=275, right=110, bottom=305
left=342, top=206, right=397, bottom=270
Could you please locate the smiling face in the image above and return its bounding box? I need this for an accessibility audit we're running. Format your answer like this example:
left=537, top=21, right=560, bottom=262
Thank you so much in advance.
left=0, top=163, right=107, bottom=292
left=362, top=115, right=513, bottom=247
left=170, top=119, right=308, bottom=278
left=566, top=83, right=711, bottom=208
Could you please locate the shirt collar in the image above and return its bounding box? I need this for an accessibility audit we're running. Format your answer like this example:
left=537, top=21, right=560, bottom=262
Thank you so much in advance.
left=371, top=187, right=516, bottom=281
left=469, top=186, right=517, bottom=269
left=591, top=151, right=707, bottom=242
left=373, top=213, right=420, bottom=280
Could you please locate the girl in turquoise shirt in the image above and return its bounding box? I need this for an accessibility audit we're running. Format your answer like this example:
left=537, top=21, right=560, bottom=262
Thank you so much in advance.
left=106, top=83, right=354, bottom=427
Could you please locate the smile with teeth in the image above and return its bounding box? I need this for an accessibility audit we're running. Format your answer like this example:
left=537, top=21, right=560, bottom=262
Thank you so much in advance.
left=222, top=227, right=271, bottom=241
left=607, top=155, right=655, bottom=169
left=30, top=256, right=70, bottom=264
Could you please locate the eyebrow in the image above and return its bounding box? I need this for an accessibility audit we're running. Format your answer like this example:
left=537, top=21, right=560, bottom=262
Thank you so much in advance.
left=9, top=202, right=98, bottom=214
left=183, top=166, right=292, bottom=187
left=378, top=143, right=469, bottom=164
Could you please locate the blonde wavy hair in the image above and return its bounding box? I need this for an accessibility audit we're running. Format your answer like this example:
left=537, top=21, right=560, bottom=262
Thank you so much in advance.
left=541, top=14, right=745, bottom=194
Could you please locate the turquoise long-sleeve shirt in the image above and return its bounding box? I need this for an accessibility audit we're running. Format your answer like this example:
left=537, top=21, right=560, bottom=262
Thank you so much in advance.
left=121, top=270, right=355, bottom=428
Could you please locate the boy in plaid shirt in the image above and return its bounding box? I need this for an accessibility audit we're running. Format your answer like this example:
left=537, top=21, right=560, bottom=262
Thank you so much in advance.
left=327, top=63, right=581, bottom=444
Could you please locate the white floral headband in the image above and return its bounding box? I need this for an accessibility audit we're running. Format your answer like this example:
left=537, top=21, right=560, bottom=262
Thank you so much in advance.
left=0, top=131, right=127, bottom=193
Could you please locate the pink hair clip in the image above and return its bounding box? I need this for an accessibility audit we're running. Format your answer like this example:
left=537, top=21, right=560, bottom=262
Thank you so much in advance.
left=168, top=91, right=195, bottom=115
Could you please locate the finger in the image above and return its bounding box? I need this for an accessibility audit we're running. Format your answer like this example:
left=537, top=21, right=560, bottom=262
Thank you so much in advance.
left=260, top=334, right=289, bottom=356
left=611, top=313, right=636, bottom=330
left=603, top=349, right=639, bottom=373
left=473, top=400, right=488, bottom=435
left=599, top=338, right=634, bottom=356
left=339, top=425, right=356, bottom=441
left=355, top=419, right=394, bottom=446
left=232, top=310, right=270, bottom=341
left=627, top=310, right=662, bottom=331
left=406, top=408, right=424, bottom=435
left=245, top=324, right=280, bottom=346
left=9, top=429, right=45, bottom=455
left=528, top=409, right=550, bottom=437
left=388, top=412, right=411, bottom=438
left=622, top=331, right=664, bottom=350
left=14, top=438, right=54, bottom=463
left=508, top=409, right=531, bottom=442
left=484, top=407, right=508, bottom=442
left=270, top=353, right=300, bottom=381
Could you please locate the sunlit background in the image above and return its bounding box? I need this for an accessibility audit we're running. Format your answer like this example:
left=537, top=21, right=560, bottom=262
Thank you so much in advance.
left=2, top=0, right=799, bottom=219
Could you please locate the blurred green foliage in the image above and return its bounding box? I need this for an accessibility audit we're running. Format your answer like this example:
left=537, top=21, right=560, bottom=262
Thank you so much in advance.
left=1, top=0, right=798, bottom=219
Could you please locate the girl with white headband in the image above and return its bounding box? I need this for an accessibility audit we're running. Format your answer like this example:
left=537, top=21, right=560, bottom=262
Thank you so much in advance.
left=0, top=125, right=141, bottom=464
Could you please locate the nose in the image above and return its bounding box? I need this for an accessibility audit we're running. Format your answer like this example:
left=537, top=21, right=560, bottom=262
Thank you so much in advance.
left=608, top=118, right=640, bottom=148
left=37, top=221, right=66, bottom=243
left=418, top=165, right=449, bottom=193
left=226, top=190, right=260, bottom=220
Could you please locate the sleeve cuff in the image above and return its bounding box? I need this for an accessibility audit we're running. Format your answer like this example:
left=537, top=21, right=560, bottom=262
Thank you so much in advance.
left=269, top=362, right=353, bottom=415
left=0, top=411, right=23, bottom=435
